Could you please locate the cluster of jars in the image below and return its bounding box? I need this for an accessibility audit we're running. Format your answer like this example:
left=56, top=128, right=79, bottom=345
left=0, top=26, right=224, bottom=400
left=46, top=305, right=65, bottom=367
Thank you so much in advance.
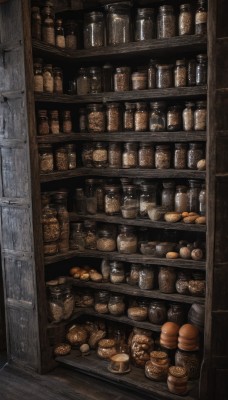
left=37, top=109, right=72, bottom=135
left=32, top=2, right=207, bottom=49
left=34, top=58, right=63, bottom=93
left=39, top=143, right=76, bottom=174
left=46, top=279, right=75, bottom=323
left=41, top=191, right=70, bottom=256
left=79, top=101, right=207, bottom=134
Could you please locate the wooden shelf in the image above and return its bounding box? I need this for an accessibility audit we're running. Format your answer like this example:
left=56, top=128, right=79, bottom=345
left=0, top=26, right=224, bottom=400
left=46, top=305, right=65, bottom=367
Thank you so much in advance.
left=37, top=131, right=207, bottom=144
left=69, top=212, right=206, bottom=233
left=44, top=249, right=206, bottom=269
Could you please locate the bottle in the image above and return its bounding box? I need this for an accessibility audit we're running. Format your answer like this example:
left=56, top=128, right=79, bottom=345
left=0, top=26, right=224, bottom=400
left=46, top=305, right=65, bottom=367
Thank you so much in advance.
left=49, top=110, right=60, bottom=134
left=37, top=110, right=49, bottom=135
left=77, top=68, right=90, bottom=95
left=34, top=59, right=43, bottom=93
left=195, top=0, right=207, bottom=35
left=183, top=102, right=195, bottom=131
left=62, top=111, right=72, bottom=134
left=196, top=54, right=207, bottom=86
left=55, top=18, right=65, bottom=48
left=41, top=3, right=55, bottom=45
left=149, top=101, right=166, bottom=132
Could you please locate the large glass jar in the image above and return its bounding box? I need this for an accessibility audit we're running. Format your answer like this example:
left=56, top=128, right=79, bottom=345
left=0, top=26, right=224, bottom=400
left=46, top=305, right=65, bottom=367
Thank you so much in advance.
left=176, top=271, right=191, bottom=295
left=38, top=110, right=49, bottom=135
left=42, top=206, right=60, bottom=244
left=175, top=185, right=188, bottom=212
left=117, top=225, right=138, bottom=254
left=114, top=67, right=131, bottom=92
left=97, top=228, right=116, bottom=252
left=155, top=145, right=171, bottom=169
left=69, top=222, right=85, bottom=251
left=187, top=143, right=204, bottom=169
left=138, top=143, right=155, bottom=168
left=174, top=60, right=187, bottom=88
left=62, top=110, right=72, bottom=134
left=174, top=143, right=187, bottom=170
left=31, top=6, right=41, bottom=40
left=108, top=142, right=122, bottom=168
left=129, top=264, right=141, bottom=286
left=84, top=220, right=97, bottom=250
left=199, top=184, right=206, bottom=216
left=196, top=54, right=207, bottom=86
left=41, top=5, right=55, bottom=45
left=122, top=142, right=138, bottom=168
left=102, top=64, right=113, bottom=92
left=49, top=110, right=60, bottom=134
left=65, top=20, right=77, bottom=50
left=158, top=267, right=177, bottom=294
left=194, top=101, right=207, bottom=131
left=167, top=366, right=188, bottom=395
left=87, top=104, right=105, bottom=133
left=79, top=107, right=87, bottom=133
left=130, top=328, right=154, bottom=368
left=54, top=192, right=70, bottom=253
left=43, top=64, right=54, bottom=93
left=106, top=102, right=122, bottom=132
left=77, top=68, right=90, bottom=95
left=85, top=178, right=97, bottom=215
left=148, top=59, right=157, bottom=89
left=55, top=18, right=65, bottom=48
left=187, top=179, right=201, bottom=212
left=195, top=0, right=207, bottom=35
left=161, top=181, right=175, bottom=210
left=135, top=8, right=155, bottom=41
left=139, top=184, right=157, bottom=217
left=189, top=273, right=206, bottom=297
left=94, top=290, right=109, bottom=314
left=167, top=105, right=182, bottom=131
left=55, top=146, right=68, bottom=171
left=157, top=5, right=176, bottom=39
left=110, top=261, right=125, bottom=284
left=47, top=285, right=64, bottom=323
left=62, top=286, right=75, bottom=320
left=149, top=101, right=166, bottom=132
left=131, top=71, right=148, bottom=90
left=39, top=144, right=54, bottom=173
left=89, top=67, right=102, bottom=94
left=135, top=102, right=148, bottom=132
left=156, top=64, right=173, bottom=88
left=183, top=102, right=195, bottom=131
left=83, top=11, right=105, bottom=49
left=92, top=142, right=108, bottom=168
left=139, top=266, right=154, bottom=290
left=148, top=301, right=167, bottom=325
left=53, top=67, right=63, bottom=94
left=108, top=294, right=125, bottom=316
left=82, top=143, right=94, bottom=167
left=104, top=185, right=121, bottom=215
left=34, top=59, right=43, bottom=93
left=178, top=4, right=193, bottom=36
left=106, top=4, right=132, bottom=46
left=175, top=349, right=201, bottom=380
left=167, top=303, right=185, bottom=326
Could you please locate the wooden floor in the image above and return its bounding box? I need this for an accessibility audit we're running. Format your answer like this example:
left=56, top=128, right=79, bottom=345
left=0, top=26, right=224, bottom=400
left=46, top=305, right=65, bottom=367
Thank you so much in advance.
left=0, top=363, right=159, bottom=400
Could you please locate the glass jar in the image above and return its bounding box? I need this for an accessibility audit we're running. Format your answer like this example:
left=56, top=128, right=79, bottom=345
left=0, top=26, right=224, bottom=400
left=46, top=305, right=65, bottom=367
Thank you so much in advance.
left=94, top=290, right=109, bottom=314
left=156, top=64, right=173, bottom=89
left=167, top=303, right=185, bottom=326
left=162, top=181, right=175, bottom=210
left=62, top=110, right=72, bottom=134
left=135, top=102, right=148, bottom=132
left=85, top=178, right=97, bottom=215
left=65, top=20, right=77, bottom=50
left=139, top=266, right=154, bottom=290
left=42, top=206, right=60, bottom=243
left=31, top=6, right=41, bottom=40
left=196, top=54, right=207, bottom=86
left=101, top=259, right=111, bottom=282
left=110, top=261, right=125, bottom=284
left=108, top=294, right=125, bottom=316
left=174, top=60, right=187, bottom=87
left=129, top=264, right=141, bottom=286
left=174, top=143, right=187, bottom=170
left=149, top=101, right=166, bottom=132
left=158, top=267, right=177, bottom=294
left=89, top=66, right=102, bottom=94
left=106, top=102, right=122, bottom=132
left=176, top=271, right=191, bottom=295
left=84, top=220, right=97, bottom=250
left=104, top=185, right=121, bottom=216
left=187, top=179, right=201, bottom=212
left=49, top=110, right=60, bottom=134
left=77, top=68, right=90, bottom=95
left=139, top=184, right=157, bottom=217
left=97, top=229, right=116, bottom=252
left=74, top=188, right=85, bottom=215
left=189, top=273, right=206, bottom=297
left=199, top=184, right=206, bottom=216
left=194, top=101, right=207, bottom=131
left=55, top=146, right=68, bottom=171
left=95, top=179, right=105, bottom=212
left=79, top=108, right=87, bottom=133
left=157, top=5, right=176, bottom=39
left=175, top=185, right=188, bottom=212
left=68, top=78, right=77, bottom=94
left=39, top=144, right=54, bottom=173
left=148, top=59, right=157, bottom=89
left=102, top=64, right=114, bottom=92
left=114, top=67, right=131, bottom=92
left=167, top=366, right=188, bottom=395
left=47, top=286, right=64, bottom=323
left=122, top=142, right=138, bottom=168
left=178, top=4, right=193, bottom=36
left=54, top=192, right=70, bottom=253
left=183, top=102, right=195, bottom=131
left=42, top=5, right=55, bottom=45
left=34, top=59, right=43, bottom=92
left=123, top=103, right=135, bottom=131
left=53, top=67, right=63, bottom=94
left=117, top=225, right=138, bottom=254
left=83, top=11, right=105, bottom=49
left=106, top=4, right=132, bottom=46
left=167, top=105, right=182, bottom=131
left=138, top=143, right=155, bottom=168
left=55, top=18, right=65, bottom=48
left=66, top=143, right=76, bottom=170
left=175, top=349, right=201, bottom=380
left=155, top=145, right=171, bottom=169
left=87, top=104, right=105, bottom=133
left=108, top=142, right=122, bottom=168
left=135, top=8, right=155, bottom=41
left=148, top=301, right=167, bottom=325
left=62, top=286, right=75, bottom=320
left=43, top=64, right=54, bottom=93
left=130, top=328, right=154, bottom=368
left=82, top=143, right=94, bottom=167
left=38, top=110, right=49, bottom=135
left=122, top=184, right=138, bottom=209
left=187, top=59, right=197, bottom=86
left=131, top=71, right=148, bottom=90
left=187, top=143, right=204, bottom=169
left=195, top=0, right=207, bottom=35
left=92, top=142, right=108, bottom=168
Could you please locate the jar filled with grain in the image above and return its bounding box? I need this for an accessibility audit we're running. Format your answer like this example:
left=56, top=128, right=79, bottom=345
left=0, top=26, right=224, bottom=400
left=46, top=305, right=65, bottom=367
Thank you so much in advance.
left=87, top=104, right=105, bottom=133
left=148, top=59, right=157, bottom=89
left=69, top=222, right=85, bottom=251
left=156, top=64, right=173, bottom=89
left=82, top=143, right=94, bottom=167
left=49, top=110, right=60, bottom=134
left=149, top=101, right=166, bottom=132
left=194, top=101, right=207, bottom=131
left=187, top=143, right=204, bottom=169
left=77, top=68, right=90, bottom=95
left=84, top=220, right=97, bottom=250
left=47, top=285, right=64, bottom=323
left=106, top=103, right=122, bottom=132
left=93, top=142, right=108, bottom=168
left=178, top=4, right=193, bottom=36
left=176, top=271, right=191, bottom=295
left=131, top=71, right=148, bottom=90
left=187, top=179, right=201, bottom=212
left=135, top=8, right=155, bottom=41
left=94, top=290, right=109, bottom=314
left=175, top=185, right=188, bottom=212
left=79, top=107, right=87, bottom=133
left=104, top=185, right=121, bottom=216
left=148, top=301, right=167, bottom=325
left=135, top=102, right=148, bottom=132
left=31, top=6, right=41, bottom=40
left=102, top=64, right=114, bottom=92
left=43, top=64, right=54, bottom=93
left=189, top=273, right=206, bottom=297
left=74, top=188, right=85, bottom=215
left=85, top=178, right=97, bottom=215
left=55, top=18, right=65, bottom=48
left=95, top=179, right=105, bottom=212
left=62, top=111, right=72, bottom=134
left=183, top=102, right=195, bottom=131
left=54, top=192, right=70, bottom=253
left=39, top=144, right=54, bottom=173
left=41, top=4, right=55, bottom=45
left=108, top=294, right=125, bottom=316
left=89, top=66, right=102, bottom=93
left=38, top=110, right=49, bottom=135
left=106, top=4, right=132, bottom=45
left=65, top=20, right=77, bottom=50
left=196, top=54, right=207, bottom=86
left=155, top=144, right=171, bottom=169
left=139, top=266, right=154, bottom=290
left=195, top=0, right=207, bottom=35
left=108, top=142, right=122, bottom=168
left=167, top=105, right=182, bottom=131
left=117, top=225, right=138, bottom=254
left=129, top=264, right=141, bottom=286
left=53, top=67, right=63, bottom=94
left=167, top=303, right=185, bottom=326
left=66, top=143, right=76, bottom=170
left=55, top=146, right=68, bottom=171
left=174, top=60, right=187, bottom=87
left=110, top=261, right=125, bottom=284
left=34, top=59, right=43, bottom=92
left=83, top=11, right=105, bottom=49
left=114, top=67, right=131, bottom=92
left=124, top=102, right=135, bottom=131
left=157, top=5, right=176, bottom=39
left=139, top=184, right=157, bottom=217
left=122, top=142, right=138, bottom=168
left=97, top=228, right=116, bottom=252
left=199, top=184, right=206, bottom=216
left=162, top=181, right=175, bottom=210
left=158, top=267, right=177, bottom=294
left=42, top=206, right=60, bottom=243
left=174, top=143, right=187, bottom=170
left=138, top=143, right=155, bottom=168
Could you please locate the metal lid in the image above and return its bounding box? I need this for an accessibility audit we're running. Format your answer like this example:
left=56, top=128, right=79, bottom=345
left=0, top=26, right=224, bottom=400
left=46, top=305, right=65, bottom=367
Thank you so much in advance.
left=137, top=7, right=154, bottom=16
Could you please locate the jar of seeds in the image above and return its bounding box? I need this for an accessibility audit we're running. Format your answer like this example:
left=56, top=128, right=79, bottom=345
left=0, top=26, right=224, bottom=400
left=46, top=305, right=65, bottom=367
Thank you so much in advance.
left=104, top=185, right=121, bottom=215
left=196, top=54, right=207, bottom=86
left=183, top=102, right=195, bottom=131
left=87, top=104, right=105, bottom=133
left=108, top=294, right=125, bottom=316
left=194, top=101, right=206, bottom=131
left=34, top=59, right=43, bottom=92
left=189, top=273, right=206, bottom=297
left=55, top=18, right=65, bottom=48
left=97, top=228, right=116, bottom=252
left=93, top=142, right=108, bottom=167
left=122, top=142, right=138, bottom=168
left=178, top=4, right=193, bottom=36
left=55, top=146, right=68, bottom=171
left=175, top=185, right=188, bottom=212
left=167, top=105, right=182, bottom=131
left=135, top=8, right=155, bottom=41
left=84, top=220, right=97, bottom=250
left=106, top=3, right=132, bottom=45
left=106, top=102, right=122, bottom=132
left=94, top=290, right=109, bottom=314
left=77, top=68, right=90, bottom=95
left=53, top=67, right=63, bottom=94
left=49, top=110, right=60, bottom=134
left=167, top=303, right=185, bottom=326
left=174, top=60, right=187, bottom=87
left=65, top=20, right=77, bottom=49
left=66, top=143, right=76, bottom=170
left=135, top=102, right=148, bottom=132
left=38, top=110, right=49, bottom=135
left=155, top=144, right=171, bottom=169
left=157, top=5, right=176, bottom=39
left=39, top=144, right=54, bottom=173
left=110, top=261, right=125, bottom=284
left=42, top=206, right=60, bottom=243
left=156, top=64, right=173, bottom=89
left=108, top=142, right=122, bottom=168
left=43, top=64, right=54, bottom=93
left=187, top=143, right=204, bottom=169
left=62, top=111, right=72, bottom=134
left=162, top=181, right=175, bottom=210
left=114, top=67, right=131, bottom=92
left=149, top=101, right=166, bottom=131
left=79, top=107, right=87, bottom=133
left=199, top=184, right=206, bottom=216
left=117, top=225, right=138, bottom=254
left=187, top=179, right=201, bottom=212
left=89, top=66, right=102, bottom=94
left=124, top=103, right=135, bottom=131
left=174, top=143, right=187, bottom=170
left=139, top=266, right=154, bottom=290
left=195, top=0, right=207, bottom=35
left=122, top=184, right=138, bottom=209
left=139, top=184, right=157, bottom=217
left=82, top=142, right=94, bottom=167
left=131, top=71, right=148, bottom=90
left=138, top=143, right=155, bottom=168
left=158, top=267, right=177, bottom=294
left=83, top=11, right=105, bottom=49
left=148, top=59, right=157, bottom=89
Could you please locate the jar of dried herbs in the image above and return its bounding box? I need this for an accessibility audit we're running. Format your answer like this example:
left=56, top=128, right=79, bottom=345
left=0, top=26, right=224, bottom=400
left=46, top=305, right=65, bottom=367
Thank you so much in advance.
left=55, top=146, right=68, bottom=171
left=104, top=185, right=121, bottom=216
left=108, top=142, right=122, bottom=168
left=178, top=4, right=193, bottom=36
left=157, top=5, right=176, bottom=39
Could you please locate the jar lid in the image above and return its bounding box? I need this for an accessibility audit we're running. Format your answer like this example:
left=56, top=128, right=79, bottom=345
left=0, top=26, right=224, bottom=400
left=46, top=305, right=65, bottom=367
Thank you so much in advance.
left=175, top=143, right=187, bottom=149
left=84, top=220, right=96, bottom=228
left=95, top=142, right=106, bottom=148
left=159, top=5, right=174, bottom=12
left=162, top=180, right=175, bottom=189
left=137, top=8, right=154, bottom=16
left=176, top=185, right=187, bottom=192
left=65, top=143, right=75, bottom=151
left=53, top=191, right=68, bottom=201
left=139, top=142, right=153, bottom=147
left=96, top=290, right=109, bottom=298
left=156, top=64, right=173, bottom=70
left=156, top=144, right=170, bottom=150
left=116, top=66, right=131, bottom=74
left=104, top=185, right=120, bottom=193
left=197, top=54, right=207, bottom=62
left=85, top=11, right=104, bottom=21
left=46, top=279, right=59, bottom=287
left=38, top=109, right=48, bottom=116
left=176, top=59, right=186, bottom=66
left=189, top=143, right=203, bottom=148
left=150, top=101, right=166, bottom=109
left=149, top=300, right=164, bottom=307
left=43, top=64, right=53, bottom=69
left=132, top=71, right=147, bottom=78
left=180, top=4, right=191, bottom=10
left=188, top=179, right=201, bottom=187
left=39, top=144, right=52, bottom=151
left=135, top=102, right=147, bottom=109
left=109, top=294, right=124, bottom=301
left=106, top=102, right=121, bottom=108
left=169, top=366, right=187, bottom=378
left=168, top=105, right=181, bottom=110
left=110, top=260, right=124, bottom=268
left=56, top=18, right=63, bottom=25
left=124, top=102, right=136, bottom=110
left=185, top=101, right=195, bottom=107
left=140, top=183, right=157, bottom=190
left=119, top=225, right=135, bottom=233
left=107, top=4, right=132, bottom=12
left=87, top=103, right=104, bottom=111
left=124, top=142, right=137, bottom=149
left=196, top=100, right=207, bottom=107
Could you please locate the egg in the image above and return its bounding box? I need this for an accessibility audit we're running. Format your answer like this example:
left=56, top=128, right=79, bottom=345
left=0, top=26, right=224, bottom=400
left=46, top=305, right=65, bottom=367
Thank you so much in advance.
left=80, top=343, right=90, bottom=354
left=161, top=322, right=180, bottom=336
left=179, top=324, right=199, bottom=340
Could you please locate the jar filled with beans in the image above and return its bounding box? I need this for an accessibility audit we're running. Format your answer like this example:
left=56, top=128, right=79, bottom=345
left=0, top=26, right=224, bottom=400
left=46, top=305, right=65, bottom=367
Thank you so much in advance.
left=149, top=101, right=166, bottom=132
left=93, top=142, right=108, bottom=168
left=194, top=101, right=207, bottom=131
left=87, top=104, right=105, bottom=133
left=174, top=60, right=187, bottom=87
left=114, top=67, right=131, bottom=92
left=55, top=146, right=68, bottom=171
left=39, top=144, right=54, bottom=173
left=148, top=301, right=167, bottom=325
left=183, top=102, right=195, bottom=131
left=157, top=5, right=176, bottom=38
left=178, top=3, right=193, bottom=36
left=167, top=303, right=185, bottom=326
left=174, top=143, right=187, bottom=170
left=155, top=144, right=171, bottom=169
left=187, top=143, right=204, bottom=169
left=167, top=105, right=182, bottom=131
left=158, top=266, right=177, bottom=294
left=108, top=142, right=122, bottom=168
left=104, top=185, right=121, bottom=216
left=138, top=143, right=155, bottom=168
left=135, top=102, right=148, bottom=132
left=175, top=185, right=188, bottom=212
left=108, top=294, right=125, bottom=316
left=156, top=64, right=173, bottom=88
left=106, top=102, right=122, bottom=132
left=117, top=225, right=138, bottom=254
left=122, top=142, right=138, bottom=168
left=124, top=102, right=135, bottom=131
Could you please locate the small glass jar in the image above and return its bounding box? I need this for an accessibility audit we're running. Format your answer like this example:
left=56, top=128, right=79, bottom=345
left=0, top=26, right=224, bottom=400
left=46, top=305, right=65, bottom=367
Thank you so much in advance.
left=77, top=68, right=90, bottom=95
left=108, top=142, right=122, bottom=168
left=135, top=8, right=155, bottom=41
left=63, top=286, right=75, bottom=320
left=148, top=301, right=167, bottom=325
left=167, top=366, right=188, bottom=395
left=174, top=143, right=187, bottom=170
left=42, top=5, right=55, bottom=45
left=65, top=20, right=77, bottom=50
left=194, top=101, right=207, bottom=131
left=123, top=102, right=135, bottom=131
left=66, top=143, right=76, bottom=170
left=178, top=4, right=193, bottom=36
left=139, top=184, right=157, bottom=217
left=174, top=60, right=187, bottom=87
left=131, top=71, right=148, bottom=90
left=43, top=64, right=54, bottom=93
left=53, top=67, right=63, bottom=94
left=175, top=349, right=201, bottom=380
left=108, top=294, right=125, bottom=316
left=39, top=144, right=54, bottom=173
left=104, top=185, right=121, bottom=216
left=79, top=107, right=87, bottom=133
left=183, top=102, right=195, bottom=131
left=167, top=106, right=182, bottom=131
left=31, top=6, right=41, bottom=40
left=55, top=146, right=68, bottom=171
left=85, top=178, right=97, bottom=215
left=110, top=261, right=125, bottom=284
left=157, top=5, right=176, bottom=39
left=195, top=0, right=207, bottom=35
left=92, top=142, right=108, bottom=168
left=34, top=59, right=43, bottom=92
left=117, top=225, right=138, bottom=254
left=156, top=64, right=173, bottom=89
left=54, top=192, right=70, bottom=254
left=62, top=111, right=72, bottom=134
left=189, top=273, right=206, bottom=297
left=83, top=11, right=105, bottom=49
left=139, top=266, right=154, bottom=290
left=187, top=143, right=204, bottom=169
left=48, top=110, right=59, bottom=135
left=158, top=267, right=177, bottom=294
left=101, top=259, right=111, bottom=282
left=196, top=54, right=207, bottom=86
left=129, top=264, right=141, bottom=286
left=102, top=64, right=114, bottom=92
left=114, top=67, right=131, bottom=92
left=84, top=220, right=97, bottom=250
left=155, top=145, right=171, bottom=169
left=199, top=184, right=206, bottom=216
left=89, top=66, right=102, bottom=94
left=187, top=59, right=197, bottom=86
left=106, top=4, right=132, bottom=46
left=106, top=102, right=122, bottom=132
left=149, top=101, right=166, bottom=132
left=82, top=143, right=94, bottom=167
left=74, top=188, right=85, bottom=215
left=175, top=185, right=188, bottom=212
left=94, top=290, right=109, bottom=314
left=162, top=181, right=175, bottom=210
left=87, top=104, right=105, bottom=133
left=96, top=229, right=116, bottom=252
left=176, top=271, right=191, bottom=295
left=148, top=59, right=157, bottom=89
left=38, top=110, right=49, bottom=135
left=42, top=207, right=60, bottom=243
left=135, top=102, right=148, bottom=132
left=95, top=179, right=105, bottom=212
left=167, top=303, right=185, bottom=326
left=138, top=143, right=155, bottom=168
left=55, top=18, right=65, bottom=48
left=122, top=142, right=138, bottom=168
left=122, top=184, right=138, bottom=209
left=187, top=179, right=201, bottom=212
left=47, top=286, right=64, bottom=323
